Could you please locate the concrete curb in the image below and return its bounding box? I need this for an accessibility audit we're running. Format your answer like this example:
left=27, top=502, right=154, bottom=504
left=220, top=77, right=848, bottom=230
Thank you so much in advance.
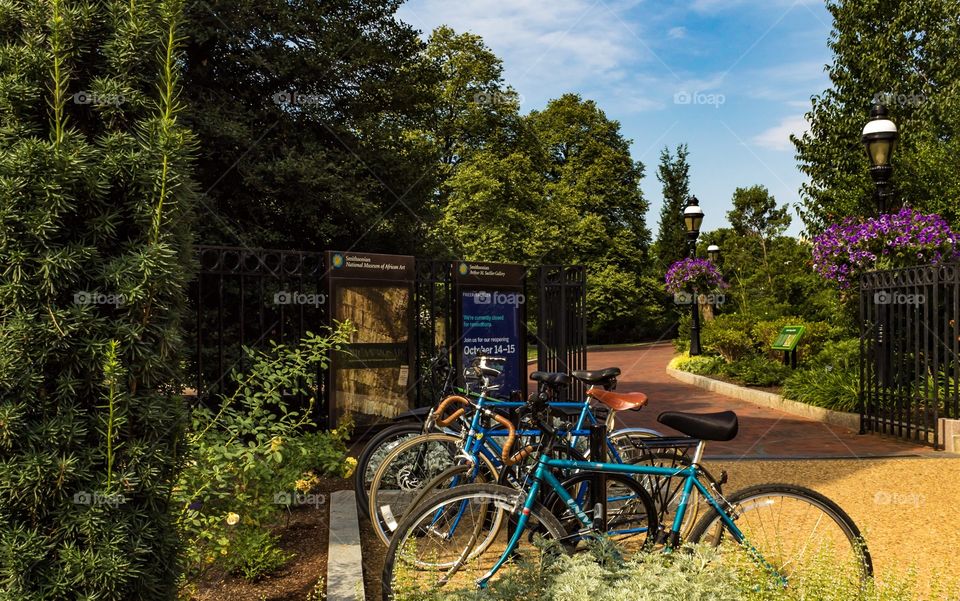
left=326, top=490, right=365, bottom=601
left=666, top=367, right=861, bottom=431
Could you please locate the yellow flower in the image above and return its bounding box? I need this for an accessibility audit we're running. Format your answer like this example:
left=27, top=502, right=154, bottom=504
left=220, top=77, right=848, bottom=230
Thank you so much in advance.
left=295, top=479, right=311, bottom=492
left=225, top=512, right=240, bottom=526
left=270, top=436, right=283, bottom=452
left=343, top=456, right=358, bottom=478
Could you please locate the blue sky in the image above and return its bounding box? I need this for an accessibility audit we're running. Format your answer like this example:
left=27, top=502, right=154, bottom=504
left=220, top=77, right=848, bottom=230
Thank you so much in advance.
left=397, top=0, right=837, bottom=237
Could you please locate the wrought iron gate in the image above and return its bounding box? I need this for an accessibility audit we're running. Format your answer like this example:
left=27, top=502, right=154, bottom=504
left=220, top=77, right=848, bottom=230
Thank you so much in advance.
left=860, top=264, right=960, bottom=448
left=188, top=248, right=588, bottom=423
left=536, top=265, right=588, bottom=402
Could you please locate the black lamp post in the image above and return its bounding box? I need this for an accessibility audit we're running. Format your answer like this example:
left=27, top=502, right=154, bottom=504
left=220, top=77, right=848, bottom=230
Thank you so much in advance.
left=684, top=196, right=705, bottom=356
left=861, top=104, right=898, bottom=213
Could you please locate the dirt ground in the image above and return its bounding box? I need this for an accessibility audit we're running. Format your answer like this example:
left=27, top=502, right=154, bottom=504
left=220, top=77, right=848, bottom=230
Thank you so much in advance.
left=705, top=457, right=960, bottom=591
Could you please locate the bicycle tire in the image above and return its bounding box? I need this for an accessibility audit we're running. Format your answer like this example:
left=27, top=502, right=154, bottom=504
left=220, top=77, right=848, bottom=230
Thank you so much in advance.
left=354, top=423, right=425, bottom=519
left=687, top=483, right=873, bottom=584
left=368, top=432, right=498, bottom=546
left=382, top=483, right=568, bottom=600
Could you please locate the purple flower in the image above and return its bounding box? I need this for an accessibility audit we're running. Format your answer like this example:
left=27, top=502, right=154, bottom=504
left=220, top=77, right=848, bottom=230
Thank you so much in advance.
left=813, top=208, right=958, bottom=288
left=665, top=258, right=728, bottom=293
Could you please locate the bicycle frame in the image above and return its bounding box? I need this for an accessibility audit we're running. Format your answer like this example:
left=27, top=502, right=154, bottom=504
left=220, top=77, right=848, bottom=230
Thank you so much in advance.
left=478, top=441, right=745, bottom=587
left=460, top=393, right=644, bottom=469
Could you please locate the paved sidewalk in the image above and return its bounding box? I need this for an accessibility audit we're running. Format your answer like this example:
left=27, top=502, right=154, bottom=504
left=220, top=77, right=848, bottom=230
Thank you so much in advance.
left=540, top=343, right=940, bottom=459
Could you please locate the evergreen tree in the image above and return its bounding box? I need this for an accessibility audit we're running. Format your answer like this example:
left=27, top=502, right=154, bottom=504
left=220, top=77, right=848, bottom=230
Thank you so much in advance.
left=182, top=0, right=439, bottom=252
left=0, top=0, right=195, bottom=597
left=794, top=0, right=960, bottom=233
left=654, top=144, right=691, bottom=272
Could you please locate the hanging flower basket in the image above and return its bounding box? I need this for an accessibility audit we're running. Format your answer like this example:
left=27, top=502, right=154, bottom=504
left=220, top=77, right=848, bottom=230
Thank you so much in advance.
left=664, top=258, right=728, bottom=294
left=812, top=207, right=959, bottom=289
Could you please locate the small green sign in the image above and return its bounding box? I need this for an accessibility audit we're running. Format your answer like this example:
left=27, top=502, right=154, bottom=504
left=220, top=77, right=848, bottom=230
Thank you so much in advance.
left=771, top=326, right=805, bottom=351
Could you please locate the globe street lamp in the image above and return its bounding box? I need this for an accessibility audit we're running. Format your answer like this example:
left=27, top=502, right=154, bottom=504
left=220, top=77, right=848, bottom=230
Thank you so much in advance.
left=707, top=244, right=721, bottom=263
left=684, top=197, right=705, bottom=356
left=862, top=104, right=898, bottom=213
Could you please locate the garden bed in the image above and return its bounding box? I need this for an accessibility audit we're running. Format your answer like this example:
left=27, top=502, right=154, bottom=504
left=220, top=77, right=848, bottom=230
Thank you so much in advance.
left=188, top=477, right=350, bottom=601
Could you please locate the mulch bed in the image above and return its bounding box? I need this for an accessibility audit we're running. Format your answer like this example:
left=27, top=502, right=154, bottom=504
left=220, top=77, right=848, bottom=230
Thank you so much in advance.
left=189, top=477, right=351, bottom=601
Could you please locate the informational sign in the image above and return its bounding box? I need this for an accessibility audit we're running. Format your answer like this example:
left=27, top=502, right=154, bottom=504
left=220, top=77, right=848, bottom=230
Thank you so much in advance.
left=455, top=261, right=526, bottom=399
left=771, top=325, right=805, bottom=351
left=326, top=252, right=415, bottom=427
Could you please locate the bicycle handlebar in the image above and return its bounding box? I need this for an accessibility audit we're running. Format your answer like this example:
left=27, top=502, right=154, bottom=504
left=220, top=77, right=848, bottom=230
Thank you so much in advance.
left=432, top=394, right=533, bottom=466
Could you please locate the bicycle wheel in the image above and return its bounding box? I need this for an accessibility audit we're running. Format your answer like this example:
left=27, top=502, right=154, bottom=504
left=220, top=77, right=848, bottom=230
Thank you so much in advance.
left=633, top=448, right=703, bottom=541
left=354, top=423, right=424, bottom=519
left=407, top=463, right=493, bottom=513
left=687, top=483, right=873, bottom=587
left=368, top=433, right=498, bottom=546
left=543, top=472, right=658, bottom=554
left=382, top=484, right=567, bottom=600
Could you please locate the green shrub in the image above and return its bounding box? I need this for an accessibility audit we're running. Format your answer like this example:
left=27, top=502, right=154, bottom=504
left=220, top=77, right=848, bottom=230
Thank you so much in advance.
left=0, top=1, right=196, bottom=597
left=701, top=314, right=756, bottom=361
left=782, top=367, right=859, bottom=412
left=393, top=538, right=942, bottom=601
left=725, top=356, right=793, bottom=387
left=807, top=338, right=859, bottom=371
left=221, top=528, right=292, bottom=582
left=176, top=326, right=351, bottom=582
left=674, top=354, right=726, bottom=376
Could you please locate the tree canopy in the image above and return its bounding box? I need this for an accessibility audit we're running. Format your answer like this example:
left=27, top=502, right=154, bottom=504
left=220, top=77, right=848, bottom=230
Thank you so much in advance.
left=794, top=0, right=960, bottom=233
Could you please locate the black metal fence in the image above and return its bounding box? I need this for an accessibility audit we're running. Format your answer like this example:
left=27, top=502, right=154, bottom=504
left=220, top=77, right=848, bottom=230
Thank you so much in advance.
left=187, top=246, right=328, bottom=419
left=537, top=266, right=588, bottom=402
left=187, top=248, right=588, bottom=423
left=860, top=263, right=960, bottom=448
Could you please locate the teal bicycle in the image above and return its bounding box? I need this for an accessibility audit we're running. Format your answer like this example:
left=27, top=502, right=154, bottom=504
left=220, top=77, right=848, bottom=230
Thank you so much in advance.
left=381, top=395, right=873, bottom=598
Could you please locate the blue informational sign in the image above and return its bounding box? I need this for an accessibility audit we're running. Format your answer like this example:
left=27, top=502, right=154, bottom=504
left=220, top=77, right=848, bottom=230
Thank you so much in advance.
left=460, top=289, right=523, bottom=397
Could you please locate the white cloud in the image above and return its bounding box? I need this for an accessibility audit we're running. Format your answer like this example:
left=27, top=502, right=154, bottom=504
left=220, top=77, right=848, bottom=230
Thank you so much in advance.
left=752, top=115, right=809, bottom=151
left=397, top=0, right=658, bottom=107
left=668, top=26, right=687, bottom=39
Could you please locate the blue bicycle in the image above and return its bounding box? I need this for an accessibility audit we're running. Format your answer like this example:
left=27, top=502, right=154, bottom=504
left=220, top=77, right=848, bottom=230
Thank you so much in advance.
left=382, top=394, right=873, bottom=598
left=366, top=358, right=672, bottom=547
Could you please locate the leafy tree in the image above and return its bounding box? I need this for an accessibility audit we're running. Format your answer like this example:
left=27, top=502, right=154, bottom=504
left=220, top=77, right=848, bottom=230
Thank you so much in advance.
left=527, top=94, right=659, bottom=341
left=527, top=94, right=650, bottom=270
left=0, top=0, right=195, bottom=597
left=417, top=26, right=527, bottom=257
left=182, top=0, right=440, bottom=252
left=727, top=185, right=791, bottom=282
left=654, top=144, right=692, bottom=272
left=794, top=0, right=960, bottom=233
left=420, top=26, right=523, bottom=169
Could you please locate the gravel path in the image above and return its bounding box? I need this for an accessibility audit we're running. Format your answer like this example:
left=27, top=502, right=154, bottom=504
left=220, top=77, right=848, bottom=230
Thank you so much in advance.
left=705, top=457, right=960, bottom=592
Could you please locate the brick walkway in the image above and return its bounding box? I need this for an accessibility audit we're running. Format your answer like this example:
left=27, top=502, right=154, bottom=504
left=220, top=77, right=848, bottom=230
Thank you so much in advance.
left=538, top=342, right=940, bottom=459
